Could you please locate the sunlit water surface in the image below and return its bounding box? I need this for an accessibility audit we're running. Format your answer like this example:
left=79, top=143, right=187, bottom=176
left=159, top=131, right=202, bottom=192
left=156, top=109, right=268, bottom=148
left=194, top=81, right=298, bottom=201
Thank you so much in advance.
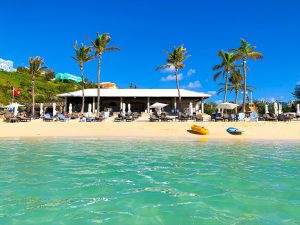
left=0, top=139, right=299, bottom=225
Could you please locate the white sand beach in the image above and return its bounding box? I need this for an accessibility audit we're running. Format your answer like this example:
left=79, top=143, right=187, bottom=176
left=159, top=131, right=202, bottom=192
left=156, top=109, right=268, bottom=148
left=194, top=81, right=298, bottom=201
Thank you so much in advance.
left=0, top=120, right=299, bottom=141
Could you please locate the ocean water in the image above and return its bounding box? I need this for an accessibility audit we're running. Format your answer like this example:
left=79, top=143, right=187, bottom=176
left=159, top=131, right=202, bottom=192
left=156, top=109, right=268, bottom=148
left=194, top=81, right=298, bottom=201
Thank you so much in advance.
left=0, top=139, right=299, bottom=225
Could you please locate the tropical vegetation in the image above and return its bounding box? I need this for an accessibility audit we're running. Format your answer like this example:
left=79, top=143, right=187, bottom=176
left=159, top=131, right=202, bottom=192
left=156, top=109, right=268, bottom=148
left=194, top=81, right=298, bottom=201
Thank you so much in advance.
left=213, top=51, right=238, bottom=103
left=71, top=42, right=94, bottom=113
left=156, top=45, right=190, bottom=111
left=230, top=38, right=263, bottom=112
left=86, top=33, right=120, bottom=116
left=213, top=38, right=263, bottom=111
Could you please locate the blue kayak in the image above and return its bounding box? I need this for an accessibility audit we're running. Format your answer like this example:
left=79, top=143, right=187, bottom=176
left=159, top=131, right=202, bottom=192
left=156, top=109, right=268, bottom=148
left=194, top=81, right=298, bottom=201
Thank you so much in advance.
left=226, top=127, right=244, bottom=135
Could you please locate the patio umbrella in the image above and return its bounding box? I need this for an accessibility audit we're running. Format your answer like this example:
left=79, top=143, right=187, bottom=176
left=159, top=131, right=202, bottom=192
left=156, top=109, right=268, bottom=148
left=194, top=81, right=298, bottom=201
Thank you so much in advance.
left=189, top=102, right=193, bottom=116
left=69, top=103, right=72, bottom=114
left=265, top=104, right=269, bottom=114
left=4, top=103, right=24, bottom=116
left=195, top=102, right=199, bottom=112
left=88, top=103, right=92, bottom=116
left=128, top=103, right=131, bottom=113
left=40, top=103, right=44, bottom=117
left=149, top=102, right=168, bottom=109
left=216, top=102, right=238, bottom=110
left=53, top=103, right=57, bottom=116
left=296, top=104, right=300, bottom=116
left=278, top=103, right=282, bottom=115
left=274, top=102, right=278, bottom=115
left=122, top=103, right=126, bottom=115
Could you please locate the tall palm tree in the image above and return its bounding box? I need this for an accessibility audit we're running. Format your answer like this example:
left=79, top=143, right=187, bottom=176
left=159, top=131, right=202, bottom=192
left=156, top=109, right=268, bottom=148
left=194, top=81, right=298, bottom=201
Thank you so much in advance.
left=71, top=41, right=94, bottom=113
left=213, top=50, right=238, bottom=103
left=86, top=33, right=120, bottom=117
left=156, top=45, right=190, bottom=111
left=231, top=38, right=263, bottom=112
left=29, top=56, right=46, bottom=116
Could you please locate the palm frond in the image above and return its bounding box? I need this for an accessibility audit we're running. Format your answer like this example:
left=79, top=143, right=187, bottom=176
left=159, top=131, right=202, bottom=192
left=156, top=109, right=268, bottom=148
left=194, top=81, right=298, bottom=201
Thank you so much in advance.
left=213, top=71, right=222, bottom=81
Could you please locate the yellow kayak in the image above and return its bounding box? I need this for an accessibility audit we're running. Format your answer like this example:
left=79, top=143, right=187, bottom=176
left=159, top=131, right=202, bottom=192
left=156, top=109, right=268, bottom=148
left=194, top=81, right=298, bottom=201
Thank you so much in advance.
left=191, top=125, right=209, bottom=135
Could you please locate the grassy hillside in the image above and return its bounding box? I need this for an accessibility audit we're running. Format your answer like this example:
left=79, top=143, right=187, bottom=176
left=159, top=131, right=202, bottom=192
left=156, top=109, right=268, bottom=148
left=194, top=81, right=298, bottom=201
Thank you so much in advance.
left=0, top=71, right=95, bottom=105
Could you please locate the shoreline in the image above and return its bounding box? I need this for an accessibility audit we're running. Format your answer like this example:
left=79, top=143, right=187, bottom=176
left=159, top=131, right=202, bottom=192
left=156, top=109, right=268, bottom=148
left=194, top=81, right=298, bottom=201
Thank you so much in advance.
left=0, top=120, right=299, bottom=142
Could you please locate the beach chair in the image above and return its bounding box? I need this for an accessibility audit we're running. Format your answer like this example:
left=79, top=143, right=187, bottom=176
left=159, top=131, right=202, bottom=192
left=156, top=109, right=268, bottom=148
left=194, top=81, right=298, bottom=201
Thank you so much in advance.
left=160, top=113, right=173, bottom=122
left=215, top=113, right=223, bottom=122
left=17, top=114, right=31, bottom=122
left=249, top=112, right=258, bottom=121
left=223, top=113, right=230, bottom=122
left=43, top=114, right=54, bottom=122
left=229, top=114, right=236, bottom=121
left=238, top=113, right=246, bottom=121
left=263, top=113, right=277, bottom=121
left=57, top=114, right=70, bottom=122
left=195, top=114, right=203, bottom=121
left=149, top=114, right=159, bottom=122
left=277, top=114, right=291, bottom=122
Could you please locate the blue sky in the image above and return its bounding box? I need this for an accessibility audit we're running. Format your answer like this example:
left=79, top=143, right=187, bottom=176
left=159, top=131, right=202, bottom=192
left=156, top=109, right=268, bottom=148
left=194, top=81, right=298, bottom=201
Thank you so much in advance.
left=0, top=0, right=299, bottom=103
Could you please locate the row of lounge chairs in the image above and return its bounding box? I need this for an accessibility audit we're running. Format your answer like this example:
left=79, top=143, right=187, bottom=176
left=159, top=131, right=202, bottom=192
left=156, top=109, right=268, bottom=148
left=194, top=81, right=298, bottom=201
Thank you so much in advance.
left=114, top=112, right=141, bottom=122
left=4, top=114, right=32, bottom=123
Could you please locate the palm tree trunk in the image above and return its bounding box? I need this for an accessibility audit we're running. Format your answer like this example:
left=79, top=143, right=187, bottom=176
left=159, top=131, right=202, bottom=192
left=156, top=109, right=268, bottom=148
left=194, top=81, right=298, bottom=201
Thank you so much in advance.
left=175, top=68, right=181, bottom=112
left=235, top=89, right=238, bottom=114
left=223, top=71, right=229, bottom=103
left=80, top=66, right=85, bottom=114
left=32, top=79, right=35, bottom=117
left=242, top=59, right=247, bottom=112
left=97, top=54, right=102, bottom=117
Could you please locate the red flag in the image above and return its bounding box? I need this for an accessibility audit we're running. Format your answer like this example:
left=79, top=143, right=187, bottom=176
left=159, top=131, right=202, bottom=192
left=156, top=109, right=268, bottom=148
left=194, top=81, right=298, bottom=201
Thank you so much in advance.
left=13, top=88, right=20, bottom=96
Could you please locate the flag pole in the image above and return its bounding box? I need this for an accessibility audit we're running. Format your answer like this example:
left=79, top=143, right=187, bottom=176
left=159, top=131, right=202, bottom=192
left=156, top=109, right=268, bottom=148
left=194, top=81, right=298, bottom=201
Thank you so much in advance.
left=12, top=87, right=14, bottom=103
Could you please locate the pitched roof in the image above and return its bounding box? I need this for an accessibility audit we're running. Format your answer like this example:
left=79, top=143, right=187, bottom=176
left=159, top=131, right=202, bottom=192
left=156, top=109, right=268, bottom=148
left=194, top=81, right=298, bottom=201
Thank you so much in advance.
left=57, top=89, right=211, bottom=98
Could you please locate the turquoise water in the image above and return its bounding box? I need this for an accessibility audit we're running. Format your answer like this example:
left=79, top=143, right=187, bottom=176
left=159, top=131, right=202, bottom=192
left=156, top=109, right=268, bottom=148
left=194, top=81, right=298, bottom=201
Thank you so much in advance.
left=0, top=139, right=299, bottom=225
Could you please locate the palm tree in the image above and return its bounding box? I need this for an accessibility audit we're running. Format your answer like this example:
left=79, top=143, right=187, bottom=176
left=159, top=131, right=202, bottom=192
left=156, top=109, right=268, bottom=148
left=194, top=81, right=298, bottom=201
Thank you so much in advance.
left=213, top=50, right=238, bottom=103
left=218, top=69, right=255, bottom=106
left=86, top=33, right=120, bottom=117
left=231, top=38, right=263, bottom=112
left=71, top=41, right=94, bottom=113
left=29, top=56, right=46, bottom=116
left=156, top=45, right=190, bottom=111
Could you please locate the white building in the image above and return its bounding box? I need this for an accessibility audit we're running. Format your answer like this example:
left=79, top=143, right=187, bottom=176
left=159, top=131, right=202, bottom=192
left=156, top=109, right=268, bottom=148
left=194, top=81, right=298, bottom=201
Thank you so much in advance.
left=0, top=58, right=14, bottom=72
left=58, top=88, right=211, bottom=113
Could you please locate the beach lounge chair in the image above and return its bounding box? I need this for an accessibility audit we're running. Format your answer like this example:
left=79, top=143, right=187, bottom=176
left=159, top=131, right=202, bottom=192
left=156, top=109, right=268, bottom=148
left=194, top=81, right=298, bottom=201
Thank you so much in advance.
left=229, top=114, right=237, bottom=121
left=17, top=114, right=31, bottom=122
left=238, top=113, right=246, bottom=121
left=160, top=113, right=173, bottom=122
left=149, top=114, right=159, bottom=122
left=277, top=114, right=291, bottom=122
left=249, top=112, right=258, bottom=121
left=43, top=114, right=54, bottom=121
left=86, top=117, right=96, bottom=122
left=263, top=113, right=277, bottom=121
left=214, top=113, right=223, bottom=122
left=114, top=113, right=125, bottom=122
left=57, top=114, right=70, bottom=122
left=195, top=114, right=203, bottom=121
left=223, top=113, right=230, bottom=122
left=125, top=115, right=134, bottom=122
left=176, top=112, right=189, bottom=121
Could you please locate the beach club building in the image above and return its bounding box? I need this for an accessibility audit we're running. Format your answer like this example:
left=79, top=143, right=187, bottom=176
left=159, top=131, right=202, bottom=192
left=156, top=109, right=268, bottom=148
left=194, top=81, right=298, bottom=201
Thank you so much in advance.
left=58, top=89, right=211, bottom=114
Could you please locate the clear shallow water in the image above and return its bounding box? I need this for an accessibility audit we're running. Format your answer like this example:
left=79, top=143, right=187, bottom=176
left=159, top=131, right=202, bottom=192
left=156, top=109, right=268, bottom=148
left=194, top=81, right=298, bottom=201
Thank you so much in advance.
left=0, top=139, right=299, bottom=225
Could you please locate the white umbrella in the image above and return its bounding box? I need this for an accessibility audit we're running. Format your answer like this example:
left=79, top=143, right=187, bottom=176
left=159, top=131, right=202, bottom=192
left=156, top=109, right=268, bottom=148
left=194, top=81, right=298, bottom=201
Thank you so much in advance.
left=128, top=103, right=131, bottom=113
left=265, top=104, right=269, bottom=114
left=40, top=103, right=44, bottom=117
left=122, top=103, right=126, bottom=115
left=195, top=102, right=200, bottom=112
left=69, top=103, right=72, bottom=114
left=274, top=102, right=278, bottom=115
left=217, top=108, right=221, bottom=113
left=189, top=102, right=193, bottom=116
left=4, top=103, right=24, bottom=108
left=88, top=103, right=92, bottom=116
left=296, top=104, right=300, bottom=116
left=4, top=103, right=24, bottom=116
left=53, top=103, right=57, bottom=116
left=278, top=103, right=282, bottom=115
left=149, top=102, right=168, bottom=109
left=216, top=102, right=238, bottom=110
